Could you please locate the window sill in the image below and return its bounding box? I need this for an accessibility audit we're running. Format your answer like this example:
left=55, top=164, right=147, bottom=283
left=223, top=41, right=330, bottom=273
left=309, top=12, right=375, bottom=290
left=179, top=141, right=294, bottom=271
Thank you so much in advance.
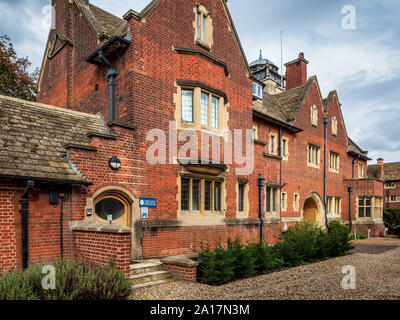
left=329, top=169, right=340, bottom=174
left=307, top=163, right=320, bottom=169
left=195, top=39, right=211, bottom=51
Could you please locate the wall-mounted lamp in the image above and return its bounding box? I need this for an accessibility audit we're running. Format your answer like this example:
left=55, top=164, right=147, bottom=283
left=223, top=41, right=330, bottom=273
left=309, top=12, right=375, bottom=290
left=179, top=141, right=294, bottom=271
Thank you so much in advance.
left=109, top=156, right=121, bottom=170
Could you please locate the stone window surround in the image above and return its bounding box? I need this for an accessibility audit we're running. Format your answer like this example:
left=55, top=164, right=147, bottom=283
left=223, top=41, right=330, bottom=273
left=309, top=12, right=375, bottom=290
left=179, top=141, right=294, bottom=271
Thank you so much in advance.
left=236, top=178, right=249, bottom=219
left=358, top=162, right=365, bottom=178
left=193, top=4, right=213, bottom=50
left=269, top=132, right=278, bottom=156
left=281, top=192, right=288, bottom=212
left=384, top=181, right=396, bottom=189
left=178, top=172, right=225, bottom=216
left=265, top=184, right=280, bottom=216
left=281, top=136, right=289, bottom=161
left=174, top=81, right=228, bottom=135
left=307, top=143, right=321, bottom=169
left=329, top=151, right=340, bottom=174
left=293, top=193, right=300, bottom=212
left=327, top=195, right=342, bottom=217
left=84, top=186, right=136, bottom=226
left=356, top=195, right=383, bottom=221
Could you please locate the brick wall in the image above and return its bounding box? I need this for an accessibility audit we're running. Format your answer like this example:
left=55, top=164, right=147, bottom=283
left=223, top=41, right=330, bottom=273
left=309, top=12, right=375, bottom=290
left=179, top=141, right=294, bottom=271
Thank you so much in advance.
left=72, top=230, right=131, bottom=277
left=163, top=263, right=197, bottom=282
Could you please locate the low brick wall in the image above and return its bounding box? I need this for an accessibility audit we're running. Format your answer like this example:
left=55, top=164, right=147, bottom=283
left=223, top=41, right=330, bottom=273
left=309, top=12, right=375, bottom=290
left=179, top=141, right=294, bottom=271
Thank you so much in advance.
left=161, top=255, right=199, bottom=282
left=163, top=263, right=197, bottom=282
left=71, top=222, right=131, bottom=277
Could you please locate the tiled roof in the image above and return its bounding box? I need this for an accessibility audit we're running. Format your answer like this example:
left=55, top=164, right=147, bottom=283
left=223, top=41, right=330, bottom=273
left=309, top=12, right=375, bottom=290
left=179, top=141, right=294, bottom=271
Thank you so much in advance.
left=253, top=77, right=314, bottom=125
left=75, top=0, right=128, bottom=39
left=0, top=95, right=109, bottom=183
left=368, top=162, right=400, bottom=181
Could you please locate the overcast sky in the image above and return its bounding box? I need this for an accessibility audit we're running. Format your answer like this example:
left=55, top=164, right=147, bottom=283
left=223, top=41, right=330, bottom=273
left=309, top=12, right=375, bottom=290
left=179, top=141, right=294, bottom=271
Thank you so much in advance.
left=0, top=0, right=399, bottom=163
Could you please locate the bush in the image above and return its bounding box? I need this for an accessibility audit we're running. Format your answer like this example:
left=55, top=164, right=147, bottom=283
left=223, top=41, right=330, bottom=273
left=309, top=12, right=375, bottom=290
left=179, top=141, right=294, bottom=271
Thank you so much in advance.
left=324, top=221, right=354, bottom=257
left=226, top=238, right=256, bottom=279
left=383, top=209, right=400, bottom=233
left=273, top=221, right=327, bottom=266
left=198, top=242, right=235, bottom=286
left=0, top=258, right=132, bottom=300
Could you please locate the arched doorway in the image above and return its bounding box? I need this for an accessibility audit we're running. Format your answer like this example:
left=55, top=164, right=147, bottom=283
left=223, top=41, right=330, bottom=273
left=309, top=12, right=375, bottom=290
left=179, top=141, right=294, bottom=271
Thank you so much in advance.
left=303, top=198, right=319, bottom=222
left=302, top=192, right=324, bottom=227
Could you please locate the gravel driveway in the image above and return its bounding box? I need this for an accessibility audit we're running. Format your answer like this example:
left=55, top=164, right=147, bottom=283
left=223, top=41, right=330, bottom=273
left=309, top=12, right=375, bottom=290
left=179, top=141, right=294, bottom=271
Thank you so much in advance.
left=131, top=237, right=400, bottom=300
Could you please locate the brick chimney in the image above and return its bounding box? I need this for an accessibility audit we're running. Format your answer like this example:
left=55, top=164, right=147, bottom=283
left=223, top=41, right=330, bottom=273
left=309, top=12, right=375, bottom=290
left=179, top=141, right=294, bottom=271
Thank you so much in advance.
left=377, top=158, right=384, bottom=180
left=285, top=52, right=309, bottom=90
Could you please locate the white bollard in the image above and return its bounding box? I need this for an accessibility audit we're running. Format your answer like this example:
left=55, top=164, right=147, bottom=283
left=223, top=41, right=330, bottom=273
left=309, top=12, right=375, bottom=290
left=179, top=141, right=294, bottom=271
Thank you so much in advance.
left=368, top=229, right=371, bottom=239
left=354, top=228, right=357, bottom=240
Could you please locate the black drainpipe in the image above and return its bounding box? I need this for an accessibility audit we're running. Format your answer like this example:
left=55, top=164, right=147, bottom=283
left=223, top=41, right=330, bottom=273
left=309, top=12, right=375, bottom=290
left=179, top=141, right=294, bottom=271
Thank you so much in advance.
left=98, top=50, right=120, bottom=122
left=352, top=159, right=356, bottom=178
left=348, top=185, right=354, bottom=231
left=257, top=174, right=265, bottom=245
left=19, top=180, right=35, bottom=269
left=323, top=117, right=329, bottom=230
left=279, top=127, right=283, bottom=220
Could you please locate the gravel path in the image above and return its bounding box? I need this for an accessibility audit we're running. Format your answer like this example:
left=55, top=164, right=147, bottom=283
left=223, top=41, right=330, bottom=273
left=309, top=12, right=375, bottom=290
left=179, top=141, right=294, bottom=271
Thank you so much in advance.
left=131, top=237, right=400, bottom=300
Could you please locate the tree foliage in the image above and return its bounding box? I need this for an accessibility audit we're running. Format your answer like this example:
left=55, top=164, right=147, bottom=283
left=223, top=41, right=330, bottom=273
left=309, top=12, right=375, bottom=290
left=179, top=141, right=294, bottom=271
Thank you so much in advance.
left=0, top=35, right=38, bottom=101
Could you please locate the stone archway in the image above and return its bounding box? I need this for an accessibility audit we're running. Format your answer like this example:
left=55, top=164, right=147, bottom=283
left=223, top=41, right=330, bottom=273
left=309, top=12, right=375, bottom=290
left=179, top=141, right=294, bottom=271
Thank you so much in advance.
left=302, top=192, right=325, bottom=228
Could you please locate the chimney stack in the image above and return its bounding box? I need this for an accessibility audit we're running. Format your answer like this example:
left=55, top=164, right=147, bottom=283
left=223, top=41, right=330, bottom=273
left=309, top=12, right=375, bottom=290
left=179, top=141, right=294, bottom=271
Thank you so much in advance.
left=285, top=52, right=309, bottom=90
left=377, top=158, right=384, bottom=180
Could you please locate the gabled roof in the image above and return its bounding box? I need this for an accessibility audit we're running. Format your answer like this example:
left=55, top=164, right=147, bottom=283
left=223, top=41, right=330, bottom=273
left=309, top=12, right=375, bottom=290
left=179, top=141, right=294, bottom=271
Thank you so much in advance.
left=75, top=0, right=128, bottom=39
left=0, top=95, right=111, bottom=184
left=253, top=76, right=317, bottom=125
left=368, top=162, right=400, bottom=181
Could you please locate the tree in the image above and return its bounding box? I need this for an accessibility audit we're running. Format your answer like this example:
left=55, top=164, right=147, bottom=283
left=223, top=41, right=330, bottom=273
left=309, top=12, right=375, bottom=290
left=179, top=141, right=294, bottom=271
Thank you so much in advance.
left=0, top=35, right=38, bottom=101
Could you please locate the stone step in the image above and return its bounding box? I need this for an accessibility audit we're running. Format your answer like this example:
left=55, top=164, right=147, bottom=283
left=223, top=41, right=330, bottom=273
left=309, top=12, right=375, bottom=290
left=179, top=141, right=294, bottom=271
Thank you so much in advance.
left=130, top=270, right=173, bottom=286
left=130, top=262, right=163, bottom=276
left=132, top=279, right=173, bottom=289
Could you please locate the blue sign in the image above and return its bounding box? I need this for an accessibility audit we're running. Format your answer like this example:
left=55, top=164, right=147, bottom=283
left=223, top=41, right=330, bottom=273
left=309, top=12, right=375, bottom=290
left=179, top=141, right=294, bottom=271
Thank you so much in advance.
left=139, top=198, right=157, bottom=208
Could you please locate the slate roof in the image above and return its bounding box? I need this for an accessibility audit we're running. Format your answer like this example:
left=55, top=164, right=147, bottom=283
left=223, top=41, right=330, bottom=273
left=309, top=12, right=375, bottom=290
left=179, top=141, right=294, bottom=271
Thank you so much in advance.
left=368, top=162, right=400, bottom=181
left=0, top=95, right=110, bottom=184
left=75, top=0, right=128, bottom=39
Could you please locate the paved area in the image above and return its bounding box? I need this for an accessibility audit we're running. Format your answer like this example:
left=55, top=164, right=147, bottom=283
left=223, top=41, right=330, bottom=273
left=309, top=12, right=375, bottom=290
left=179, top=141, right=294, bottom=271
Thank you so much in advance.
left=131, top=237, right=400, bottom=300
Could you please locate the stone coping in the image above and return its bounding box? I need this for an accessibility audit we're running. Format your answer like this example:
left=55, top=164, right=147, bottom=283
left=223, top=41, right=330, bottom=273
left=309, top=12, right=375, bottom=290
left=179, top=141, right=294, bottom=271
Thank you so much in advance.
left=70, top=221, right=132, bottom=234
left=161, top=255, right=199, bottom=267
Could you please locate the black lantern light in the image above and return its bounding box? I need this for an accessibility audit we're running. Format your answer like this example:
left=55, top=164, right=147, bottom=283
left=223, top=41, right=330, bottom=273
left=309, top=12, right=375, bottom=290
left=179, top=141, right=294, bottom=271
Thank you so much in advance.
left=109, top=156, right=121, bottom=170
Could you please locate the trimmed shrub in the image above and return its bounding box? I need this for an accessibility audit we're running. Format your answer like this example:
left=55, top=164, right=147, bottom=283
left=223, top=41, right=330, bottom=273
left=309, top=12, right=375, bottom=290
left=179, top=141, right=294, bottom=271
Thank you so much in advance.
left=273, top=221, right=327, bottom=266
left=383, top=209, right=400, bottom=233
left=226, top=238, right=256, bottom=279
left=0, top=258, right=132, bottom=300
left=324, top=221, right=354, bottom=257
left=198, top=242, right=235, bottom=286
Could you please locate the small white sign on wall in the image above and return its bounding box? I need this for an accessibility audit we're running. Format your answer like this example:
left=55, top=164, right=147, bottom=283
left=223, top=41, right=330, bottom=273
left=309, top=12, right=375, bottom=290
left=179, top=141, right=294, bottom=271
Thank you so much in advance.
left=107, top=215, right=113, bottom=224
left=141, top=207, right=149, bottom=219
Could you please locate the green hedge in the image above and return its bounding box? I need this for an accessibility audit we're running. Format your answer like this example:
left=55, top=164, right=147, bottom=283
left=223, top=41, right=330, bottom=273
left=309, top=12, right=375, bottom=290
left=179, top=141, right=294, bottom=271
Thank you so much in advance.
left=0, top=258, right=132, bottom=300
left=197, top=221, right=353, bottom=286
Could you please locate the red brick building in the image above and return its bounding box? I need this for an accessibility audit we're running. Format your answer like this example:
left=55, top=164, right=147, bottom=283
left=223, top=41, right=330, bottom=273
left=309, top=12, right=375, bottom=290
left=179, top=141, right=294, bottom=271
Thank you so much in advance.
left=368, top=159, right=400, bottom=210
left=0, top=0, right=384, bottom=274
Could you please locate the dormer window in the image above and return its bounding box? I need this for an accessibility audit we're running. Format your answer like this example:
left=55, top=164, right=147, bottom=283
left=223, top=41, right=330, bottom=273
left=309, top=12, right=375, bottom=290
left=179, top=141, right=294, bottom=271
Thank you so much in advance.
left=194, top=5, right=213, bottom=49
left=253, top=82, right=263, bottom=99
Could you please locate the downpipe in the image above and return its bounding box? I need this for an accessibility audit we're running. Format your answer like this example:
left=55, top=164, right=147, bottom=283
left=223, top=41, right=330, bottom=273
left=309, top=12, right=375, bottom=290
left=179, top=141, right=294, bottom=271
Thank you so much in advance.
left=257, top=175, right=265, bottom=245
left=348, top=185, right=354, bottom=231
left=323, top=117, right=329, bottom=231
left=19, top=180, right=35, bottom=269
